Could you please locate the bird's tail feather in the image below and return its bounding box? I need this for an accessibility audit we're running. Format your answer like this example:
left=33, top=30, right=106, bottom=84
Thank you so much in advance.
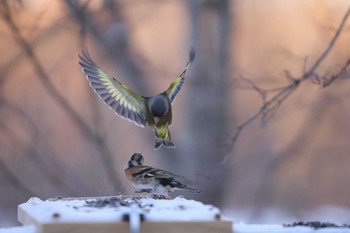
left=174, top=183, right=201, bottom=194
left=184, top=187, right=201, bottom=194
left=155, top=137, right=175, bottom=150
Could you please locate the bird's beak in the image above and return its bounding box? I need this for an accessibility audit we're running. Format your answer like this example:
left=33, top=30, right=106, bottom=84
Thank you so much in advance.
left=154, top=117, right=160, bottom=125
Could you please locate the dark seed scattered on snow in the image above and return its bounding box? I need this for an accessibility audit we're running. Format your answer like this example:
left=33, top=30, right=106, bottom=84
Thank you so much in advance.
left=283, top=221, right=350, bottom=229
left=85, top=197, right=129, bottom=208
left=52, top=212, right=60, bottom=219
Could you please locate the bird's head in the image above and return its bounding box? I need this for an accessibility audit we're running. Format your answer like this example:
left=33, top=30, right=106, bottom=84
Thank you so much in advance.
left=125, top=153, right=144, bottom=169
left=148, top=95, right=169, bottom=117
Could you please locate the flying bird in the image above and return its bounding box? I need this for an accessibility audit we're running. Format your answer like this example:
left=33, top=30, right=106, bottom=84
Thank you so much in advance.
left=78, top=48, right=195, bottom=149
left=124, top=153, right=201, bottom=198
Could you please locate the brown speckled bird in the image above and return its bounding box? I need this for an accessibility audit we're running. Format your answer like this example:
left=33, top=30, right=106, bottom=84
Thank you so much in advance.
left=124, top=153, right=201, bottom=198
left=78, top=48, right=195, bottom=149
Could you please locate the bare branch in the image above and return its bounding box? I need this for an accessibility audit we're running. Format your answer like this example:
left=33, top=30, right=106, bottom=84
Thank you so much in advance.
left=0, top=98, right=85, bottom=195
left=303, top=6, right=350, bottom=79
left=1, top=1, right=121, bottom=192
left=64, top=0, right=149, bottom=92
left=0, top=156, right=35, bottom=198
left=240, top=76, right=267, bottom=103
left=312, top=59, right=350, bottom=87
left=218, top=5, right=350, bottom=165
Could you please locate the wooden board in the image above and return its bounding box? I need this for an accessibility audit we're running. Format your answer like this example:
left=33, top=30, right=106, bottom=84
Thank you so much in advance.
left=17, top=221, right=231, bottom=233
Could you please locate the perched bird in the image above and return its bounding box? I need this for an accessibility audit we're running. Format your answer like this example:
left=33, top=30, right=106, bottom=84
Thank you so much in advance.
left=78, top=48, right=195, bottom=149
left=124, top=153, right=201, bottom=198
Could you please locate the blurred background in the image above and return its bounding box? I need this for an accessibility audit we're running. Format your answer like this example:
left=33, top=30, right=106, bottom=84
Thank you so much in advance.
left=1, top=0, right=350, bottom=227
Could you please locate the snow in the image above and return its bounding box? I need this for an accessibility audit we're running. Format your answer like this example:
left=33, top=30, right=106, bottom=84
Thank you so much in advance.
left=19, top=196, right=224, bottom=223
left=0, top=225, right=36, bottom=233
left=20, top=197, right=127, bottom=223
left=136, top=196, right=225, bottom=221
left=234, top=222, right=350, bottom=233
left=225, top=206, right=350, bottom=225
left=3, top=197, right=348, bottom=233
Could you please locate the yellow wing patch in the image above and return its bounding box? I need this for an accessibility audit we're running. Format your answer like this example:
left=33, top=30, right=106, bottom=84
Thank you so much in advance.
left=79, top=49, right=147, bottom=127
left=166, top=47, right=195, bottom=103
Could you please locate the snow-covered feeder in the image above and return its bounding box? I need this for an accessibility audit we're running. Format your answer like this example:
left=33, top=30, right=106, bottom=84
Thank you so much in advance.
left=18, top=195, right=232, bottom=233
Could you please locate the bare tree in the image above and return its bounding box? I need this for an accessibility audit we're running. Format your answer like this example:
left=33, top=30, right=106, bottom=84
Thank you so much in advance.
left=1, top=0, right=122, bottom=192
left=220, top=5, right=350, bottom=165
left=1, top=1, right=350, bottom=227
left=185, top=0, right=232, bottom=206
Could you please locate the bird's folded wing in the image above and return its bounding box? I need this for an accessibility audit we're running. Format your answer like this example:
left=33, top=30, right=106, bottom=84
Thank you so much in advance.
left=165, top=47, right=195, bottom=103
left=143, top=168, right=185, bottom=179
left=79, top=49, right=147, bottom=127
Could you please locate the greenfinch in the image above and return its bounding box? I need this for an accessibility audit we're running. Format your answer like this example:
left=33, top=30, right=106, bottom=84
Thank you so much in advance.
left=78, top=48, right=194, bottom=149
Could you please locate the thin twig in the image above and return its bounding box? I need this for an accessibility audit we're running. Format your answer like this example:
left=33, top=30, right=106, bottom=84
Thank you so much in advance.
left=1, top=1, right=121, bottom=192
left=312, top=60, right=350, bottom=87
left=0, top=99, right=84, bottom=195
left=0, top=156, right=35, bottom=197
left=302, top=6, right=350, bottom=80
left=219, top=5, right=350, bottom=165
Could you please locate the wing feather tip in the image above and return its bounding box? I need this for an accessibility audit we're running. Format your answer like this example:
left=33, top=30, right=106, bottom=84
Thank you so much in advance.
left=189, top=46, right=195, bottom=63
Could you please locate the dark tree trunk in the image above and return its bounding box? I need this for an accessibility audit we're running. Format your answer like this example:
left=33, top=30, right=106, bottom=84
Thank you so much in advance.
left=185, top=0, right=232, bottom=206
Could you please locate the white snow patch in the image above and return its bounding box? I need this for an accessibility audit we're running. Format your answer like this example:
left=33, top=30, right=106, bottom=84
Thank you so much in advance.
left=11, top=197, right=350, bottom=233
left=224, top=206, right=350, bottom=225
left=137, top=196, right=224, bottom=221
left=0, top=225, right=37, bottom=233
left=301, top=206, right=350, bottom=225
left=234, top=222, right=350, bottom=233
left=19, top=196, right=224, bottom=223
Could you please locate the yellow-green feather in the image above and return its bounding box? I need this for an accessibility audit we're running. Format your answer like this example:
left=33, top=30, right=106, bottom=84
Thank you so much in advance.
left=166, top=47, right=195, bottom=103
left=79, top=49, right=147, bottom=127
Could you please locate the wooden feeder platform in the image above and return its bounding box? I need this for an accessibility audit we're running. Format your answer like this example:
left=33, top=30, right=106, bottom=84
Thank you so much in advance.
left=17, top=195, right=232, bottom=233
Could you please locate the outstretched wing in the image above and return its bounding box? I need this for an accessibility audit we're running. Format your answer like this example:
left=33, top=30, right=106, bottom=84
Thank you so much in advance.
left=79, top=49, right=147, bottom=127
left=165, top=47, right=195, bottom=103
